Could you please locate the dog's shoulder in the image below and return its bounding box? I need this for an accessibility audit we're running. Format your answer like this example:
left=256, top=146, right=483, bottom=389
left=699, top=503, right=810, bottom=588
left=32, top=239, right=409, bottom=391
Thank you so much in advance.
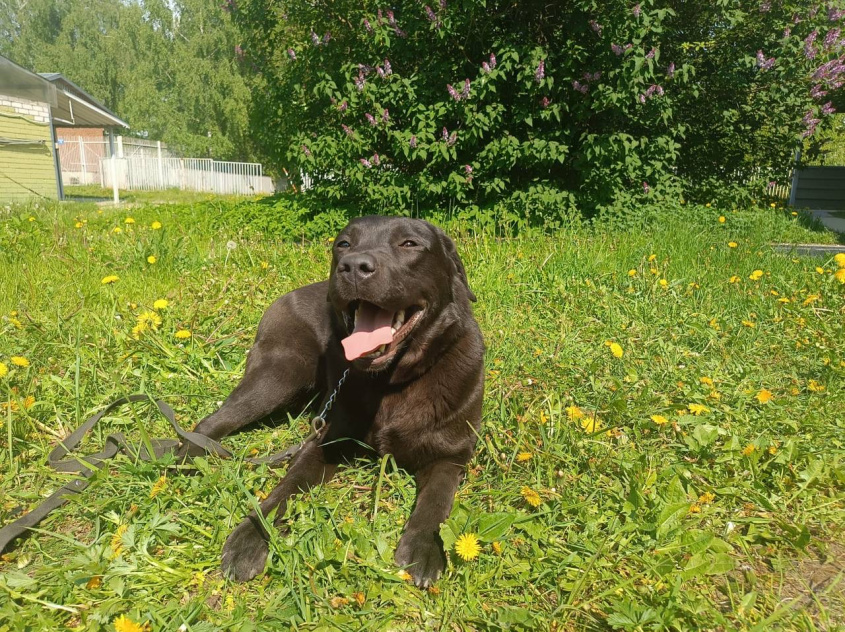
left=255, top=281, right=333, bottom=346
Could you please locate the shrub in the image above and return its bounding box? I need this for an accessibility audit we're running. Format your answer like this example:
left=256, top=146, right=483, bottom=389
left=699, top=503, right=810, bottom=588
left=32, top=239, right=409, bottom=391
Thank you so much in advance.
left=233, top=0, right=844, bottom=218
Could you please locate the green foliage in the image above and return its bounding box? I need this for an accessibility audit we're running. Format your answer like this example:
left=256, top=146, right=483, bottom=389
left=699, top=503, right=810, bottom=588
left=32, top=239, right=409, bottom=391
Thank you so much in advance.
left=233, top=0, right=845, bottom=216
left=0, top=0, right=255, bottom=161
left=1, top=197, right=844, bottom=629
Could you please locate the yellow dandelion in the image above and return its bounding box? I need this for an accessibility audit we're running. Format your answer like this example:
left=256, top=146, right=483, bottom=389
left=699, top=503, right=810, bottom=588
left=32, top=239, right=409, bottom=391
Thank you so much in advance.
left=397, top=569, right=413, bottom=582
left=175, top=329, right=192, bottom=340
left=659, top=279, right=668, bottom=288
left=113, top=615, right=148, bottom=632
left=777, top=297, right=790, bottom=304
left=606, top=341, right=624, bottom=358
left=729, top=275, right=741, bottom=283
left=648, top=254, right=657, bottom=262
left=516, top=451, right=533, bottom=462
left=565, top=405, right=584, bottom=420
left=650, top=267, right=659, bottom=275
left=770, top=202, right=776, bottom=208
left=112, top=226, right=122, bottom=234
left=153, top=299, right=168, bottom=310
left=23, top=395, right=35, bottom=409
left=86, top=575, right=102, bottom=590
left=491, top=541, right=503, bottom=555
left=151, top=221, right=162, bottom=230
left=137, top=311, right=162, bottom=330
left=700, top=376, right=714, bottom=387
left=521, top=486, right=542, bottom=508
left=742, top=320, right=756, bottom=328
left=768, top=441, right=779, bottom=455
left=698, top=492, right=715, bottom=504
left=147, top=255, right=157, bottom=265
left=131, top=323, right=147, bottom=340
left=718, top=216, right=725, bottom=223
left=28, top=216, right=35, bottom=221
left=756, top=389, right=774, bottom=404
left=834, top=268, right=845, bottom=284
left=101, top=275, right=119, bottom=285
left=580, top=414, right=603, bottom=433
left=329, top=596, right=349, bottom=608
left=454, top=533, right=481, bottom=561
left=749, top=269, right=763, bottom=281
left=149, top=476, right=167, bottom=499
left=741, top=444, right=756, bottom=457
left=539, top=410, right=548, bottom=424
left=834, top=253, right=845, bottom=268
left=807, top=380, right=825, bottom=392
left=10, top=356, right=29, bottom=368
left=705, top=203, right=711, bottom=207
left=651, top=414, right=669, bottom=425
left=802, top=294, right=820, bottom=306
left=628, top=269, right=637, bottom=277
left=689, top=504, right=701, bottom=514
left=0, top=363, right=8, bottom=378
left=353, top=592, right=366, bottom=606
left=816, top=266, right=826, bottom=274
left=728, top=242, right=738, bottom=248
left=688, top=403, right=709, bottom=415
left=124, top=217, right=135, bottom=225
left=261, top=261, right=270, bottom=269
left=75, top=221, right=84, bottom=228
left=110, top=524, right=128, bottom=557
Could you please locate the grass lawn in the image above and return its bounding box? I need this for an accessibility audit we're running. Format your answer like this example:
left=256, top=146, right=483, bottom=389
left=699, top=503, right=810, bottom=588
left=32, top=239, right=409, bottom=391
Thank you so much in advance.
left=0, top=198, right=844, bottom=631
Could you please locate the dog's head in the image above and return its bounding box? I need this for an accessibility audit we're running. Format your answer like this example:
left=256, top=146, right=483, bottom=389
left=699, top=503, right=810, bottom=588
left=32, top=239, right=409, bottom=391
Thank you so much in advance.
left=328, top=216, right=476, bottom=373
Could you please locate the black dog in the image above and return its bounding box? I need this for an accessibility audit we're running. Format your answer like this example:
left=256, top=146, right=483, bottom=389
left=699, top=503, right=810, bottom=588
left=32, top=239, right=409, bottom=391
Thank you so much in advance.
left=188, top=216, right=484, bottom=588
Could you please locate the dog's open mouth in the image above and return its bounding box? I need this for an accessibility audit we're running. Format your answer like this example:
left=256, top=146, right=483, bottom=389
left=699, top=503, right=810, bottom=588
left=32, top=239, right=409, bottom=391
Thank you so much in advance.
left=341, top=301, right=424, bottom=364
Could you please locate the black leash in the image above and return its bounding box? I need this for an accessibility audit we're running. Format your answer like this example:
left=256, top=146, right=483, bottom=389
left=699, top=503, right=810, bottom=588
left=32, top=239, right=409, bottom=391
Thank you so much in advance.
left=0, top=369, right=349, bottom=556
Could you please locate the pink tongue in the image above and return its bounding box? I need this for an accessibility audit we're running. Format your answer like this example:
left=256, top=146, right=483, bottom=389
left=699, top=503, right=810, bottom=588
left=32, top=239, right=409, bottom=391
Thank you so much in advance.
left=341, top=303, right=395, bottom=361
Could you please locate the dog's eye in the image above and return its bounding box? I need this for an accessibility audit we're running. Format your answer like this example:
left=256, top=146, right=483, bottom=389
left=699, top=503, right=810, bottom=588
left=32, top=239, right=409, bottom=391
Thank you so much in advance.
left=400, top=240, right=418, bottom=248
left=336, top=240, right=350, bottom=248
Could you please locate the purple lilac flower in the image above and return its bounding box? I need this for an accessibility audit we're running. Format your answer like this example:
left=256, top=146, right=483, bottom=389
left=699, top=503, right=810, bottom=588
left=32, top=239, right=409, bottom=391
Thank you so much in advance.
left=824, top=28, right=841, bottom=49
left=360, top=158, right=371, bottom=168
left=425, top=5, right=437, bottom=21
left=490, top=53, right=497, bottom=69
left=439, top=0, right=447, bottom=9
left=461, top=78, right=471, bottom=99
left=821, top=101, right=836, bottom=115
left=339, top=101, right=348, bottom=112
left=535, top=59, right=545, bottom=82
left=342, top=124, right=354, bottom=137
left=572, top=80, right=589, bottom=94
left=642, top=181, right=650, bottom=194
left=287, top=48, right=296, bottom=60
left=638, top=94, right=646, bottom=104
left=584, top=71, right=602, bottom=82
left=464, top=165, right=473, bottom=174
left=394, top=26, right=407, bottom=38
left=447, top=84, right=460, bottom=100
left=355, top=73, right=366, bottom=91
left=377, top=67, right=385, bottom=78
left=363, top=18, right=372, bottom=33
left=382, top=108, right=389, bottom=123
left=541, top=96, right=550, bottom=108
left=482, top=62, right=491, bottom=73
left=810, top=84, right=827, bottom=99
left=625, top=44, right=633, bottom=51
left=410, top=135, right=417, bottom=148
left=301, top=144, right=311, bottom=157
left=589, top=20, right=602, bottom=34
left=311, top=31, right=320, bottom=46
left=793, top=13, right=801, bottom=24
left=387, top=10, right=395, bottom=25
left=442, top=127, right=449, bottom=141
left=323, top=32, right=331, bottom=44
left=633, top=4, right=641, bottom=18
left=448, top=131, right=457, bottom=146
left=365, top=113, right=376, bottom=126
left=384, top=59, right=392, bottom=75
left=783, top=27, right=791, bottom=38
left=377, top=9, right=383, bottom=24
left=612, top=43, right=624, bottom=55
left=372, top=153, right=381, bottom=166
left=830, top=7, right=845, bottom=21
left=805, top=30, right=819, bottom=59
left=656, top=85, right=664, bottom=96
left=759, top=2, right=770, bottom=12
left=667, top=62, right=675, bottom=78
left=802, top=110, right=821, bottom=138
left=646, top=47, right=656, bottom=60
left=756, top=50, right=775, bottom=70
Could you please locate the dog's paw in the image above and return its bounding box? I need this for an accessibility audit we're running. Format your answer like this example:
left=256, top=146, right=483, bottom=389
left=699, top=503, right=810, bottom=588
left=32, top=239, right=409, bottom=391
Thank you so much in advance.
left=395, top=530, right=446, bottom=589
left=221, top=517, right=269, bottom=582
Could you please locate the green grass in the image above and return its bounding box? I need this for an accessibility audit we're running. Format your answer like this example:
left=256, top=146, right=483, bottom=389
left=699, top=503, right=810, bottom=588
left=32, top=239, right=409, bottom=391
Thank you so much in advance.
left=0, top=198, right=844, bottom=631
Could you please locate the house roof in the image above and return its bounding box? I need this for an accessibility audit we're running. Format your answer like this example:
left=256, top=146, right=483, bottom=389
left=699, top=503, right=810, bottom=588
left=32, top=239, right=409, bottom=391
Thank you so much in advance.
left=0, top=55, right=57, bottom=107
left=38, top=72, right=129, bottom=129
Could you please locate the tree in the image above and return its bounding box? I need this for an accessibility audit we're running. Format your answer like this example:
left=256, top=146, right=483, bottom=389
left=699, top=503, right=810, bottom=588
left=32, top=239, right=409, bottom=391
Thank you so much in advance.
left=1, top=0, right=256, bottom=161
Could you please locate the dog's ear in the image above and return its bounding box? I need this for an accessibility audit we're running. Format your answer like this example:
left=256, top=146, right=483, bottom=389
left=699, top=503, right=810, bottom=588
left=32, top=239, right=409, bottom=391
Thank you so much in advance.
left=435, top=226, right=477, bottom=303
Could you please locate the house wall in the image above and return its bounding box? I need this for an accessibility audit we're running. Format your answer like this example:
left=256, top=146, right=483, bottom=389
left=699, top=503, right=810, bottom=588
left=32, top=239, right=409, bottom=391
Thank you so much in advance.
left=793, top=167, right=845, bottom=211
left=0, top=93, right=58, bottom=201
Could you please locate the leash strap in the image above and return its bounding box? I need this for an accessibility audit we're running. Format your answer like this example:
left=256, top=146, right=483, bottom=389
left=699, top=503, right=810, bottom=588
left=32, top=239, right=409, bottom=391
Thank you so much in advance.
left=0, top=394, right=327, bottom=555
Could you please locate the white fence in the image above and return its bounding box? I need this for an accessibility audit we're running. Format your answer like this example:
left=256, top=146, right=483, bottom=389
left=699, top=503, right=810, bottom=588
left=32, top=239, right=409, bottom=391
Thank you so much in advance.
left=59, top=136, right=274, bottom=196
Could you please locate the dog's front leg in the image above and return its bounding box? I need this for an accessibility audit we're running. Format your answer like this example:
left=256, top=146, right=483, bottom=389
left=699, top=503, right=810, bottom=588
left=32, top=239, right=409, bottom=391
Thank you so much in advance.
left=395, top=459, right=464, bottom=588
left=221, top=440, right=337, bottom=581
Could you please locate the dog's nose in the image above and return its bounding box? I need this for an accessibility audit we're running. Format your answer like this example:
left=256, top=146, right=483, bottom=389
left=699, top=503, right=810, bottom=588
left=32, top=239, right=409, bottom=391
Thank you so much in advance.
left=338, top=253, right=377, bottom=279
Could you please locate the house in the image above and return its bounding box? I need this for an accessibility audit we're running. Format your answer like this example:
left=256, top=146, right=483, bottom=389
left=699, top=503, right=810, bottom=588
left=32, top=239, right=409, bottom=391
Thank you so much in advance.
left=0, top=55, right=129, bottom=201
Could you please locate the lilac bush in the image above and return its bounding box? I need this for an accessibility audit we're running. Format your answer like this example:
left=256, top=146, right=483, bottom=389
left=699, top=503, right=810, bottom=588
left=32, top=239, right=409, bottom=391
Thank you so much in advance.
left=233, top=0, right=843, bottom=217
